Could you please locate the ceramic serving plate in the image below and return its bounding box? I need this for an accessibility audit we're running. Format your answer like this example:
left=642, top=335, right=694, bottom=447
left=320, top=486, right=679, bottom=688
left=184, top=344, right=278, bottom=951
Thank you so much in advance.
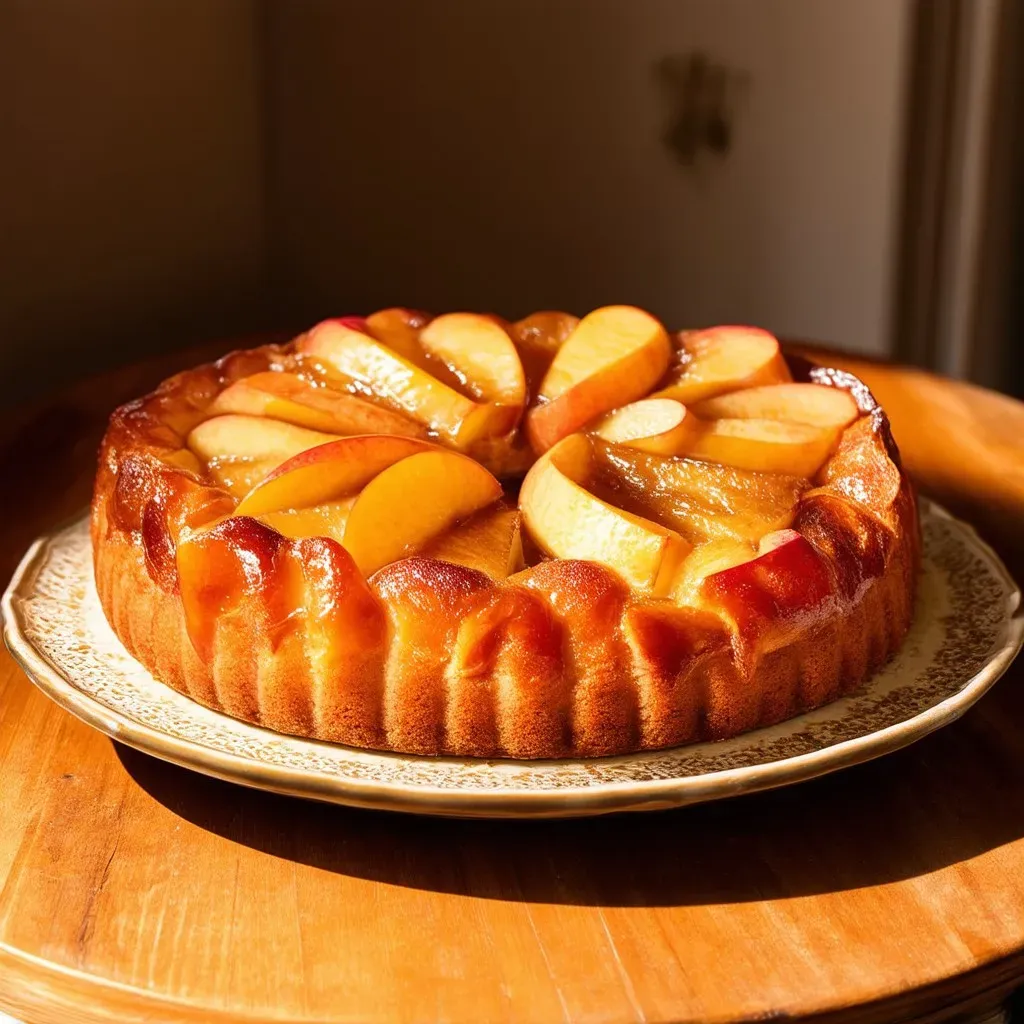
left=3, top=499, right=1022, bottom=818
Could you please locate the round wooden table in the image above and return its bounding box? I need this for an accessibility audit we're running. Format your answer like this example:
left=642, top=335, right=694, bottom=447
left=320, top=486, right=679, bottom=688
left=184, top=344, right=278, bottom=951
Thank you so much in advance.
left=2, top=341, right=1024, bottom=1024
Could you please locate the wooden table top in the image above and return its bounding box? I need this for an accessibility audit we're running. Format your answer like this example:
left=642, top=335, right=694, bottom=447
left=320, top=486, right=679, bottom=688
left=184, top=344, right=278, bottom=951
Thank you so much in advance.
left=2, top=340, right=1024, bottom=1024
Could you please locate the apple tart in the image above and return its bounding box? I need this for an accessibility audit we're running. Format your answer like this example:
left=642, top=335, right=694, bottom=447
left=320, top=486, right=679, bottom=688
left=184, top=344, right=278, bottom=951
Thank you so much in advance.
left=92, top=307, right=918, bottom=758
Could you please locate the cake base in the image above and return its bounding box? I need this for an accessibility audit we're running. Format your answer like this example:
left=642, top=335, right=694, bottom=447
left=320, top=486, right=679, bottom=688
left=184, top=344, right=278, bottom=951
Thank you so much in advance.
left=5, top=500, right=1020, bottom=817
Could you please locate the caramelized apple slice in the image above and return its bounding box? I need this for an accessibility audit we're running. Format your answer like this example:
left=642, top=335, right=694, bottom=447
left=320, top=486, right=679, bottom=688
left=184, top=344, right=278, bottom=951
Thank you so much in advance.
left=364, top=307, right=481, bottom=395
left=419, top=313, right=527, bottom=410
left=236, top=435, right=435, bottom=517
left=342, top=450, right=504, bottom=576
left=470, top=432, right=536, bottom=479
left=364, top=307, right=431, bottom=361
left=590, top=441, right=807, bottom=545
left=187, top=415, right=342, bottom=497
left=257, top=498, right=357, bottom=544
left=686, top=418, right=841, bottom=477
left=419, top=504, right=523, bottom=579
left=188, top=414, right=339, bottom=465
left=590, top=398, right=698, bottom=454
left=673, top=538, right=758, bottom=602
left=525, top=306, right=672, bottom=454
left=701, top=528, right=836, bottom=653
left=511, top=311, right=580, bottom=392
left=209, top=371, right=425, bottom=437
left=656, top=326, right=791, bottom=404
left=519, top=433, right=690, bottom=595
left=299, top=319, right=518, bottom=446
left=692, top=382, right=859, bottom=429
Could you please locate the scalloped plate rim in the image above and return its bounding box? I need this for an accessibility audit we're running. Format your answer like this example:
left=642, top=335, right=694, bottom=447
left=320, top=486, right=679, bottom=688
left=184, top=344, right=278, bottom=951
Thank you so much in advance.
left=3, top=499, right=1022, bottom=818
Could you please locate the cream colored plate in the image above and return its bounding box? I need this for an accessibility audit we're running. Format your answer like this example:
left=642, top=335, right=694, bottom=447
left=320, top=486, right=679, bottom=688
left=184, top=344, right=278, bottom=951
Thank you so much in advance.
left=3, top=500, right=1022, bottom=818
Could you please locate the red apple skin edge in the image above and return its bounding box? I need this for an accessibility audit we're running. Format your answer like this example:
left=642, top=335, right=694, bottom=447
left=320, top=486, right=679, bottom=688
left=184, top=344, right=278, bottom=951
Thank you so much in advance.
left=700, top=530, right=836, bottom=658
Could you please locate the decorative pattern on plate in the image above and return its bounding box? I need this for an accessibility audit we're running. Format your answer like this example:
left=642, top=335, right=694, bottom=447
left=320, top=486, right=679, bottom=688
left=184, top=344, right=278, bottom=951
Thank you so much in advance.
left=3, top=500, right=1022, bottom=817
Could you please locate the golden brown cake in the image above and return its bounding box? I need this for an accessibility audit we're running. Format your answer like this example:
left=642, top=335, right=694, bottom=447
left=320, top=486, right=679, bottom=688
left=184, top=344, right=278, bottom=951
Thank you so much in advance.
left=91, top=307, right=919, bottom=758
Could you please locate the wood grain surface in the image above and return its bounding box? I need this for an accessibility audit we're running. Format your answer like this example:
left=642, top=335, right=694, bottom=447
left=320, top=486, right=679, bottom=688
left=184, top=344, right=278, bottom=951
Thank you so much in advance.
left=2, top=340, right=1024, bottom=1024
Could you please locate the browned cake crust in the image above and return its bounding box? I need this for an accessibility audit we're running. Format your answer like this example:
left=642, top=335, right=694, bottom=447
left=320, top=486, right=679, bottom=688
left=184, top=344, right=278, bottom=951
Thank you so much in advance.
left=91, top=340, right=918, bottom=758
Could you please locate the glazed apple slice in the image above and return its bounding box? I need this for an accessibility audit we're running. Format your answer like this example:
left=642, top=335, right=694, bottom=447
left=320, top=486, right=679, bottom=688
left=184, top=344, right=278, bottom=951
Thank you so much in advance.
left=364, top=307, right=431, bottom=361
left=366, top=303, right=497, bottom=395
left=655, top=326, right=791, bottom=404
left=692, top=382, right=859, bottom=429
left=208, top=371, right=426, bottom=437
left=511, top=311, right=580, bottom=392
left=685, top=418, right=841, bottom=477
left=364, top=307, right=481, bottom=395
left=298, top=318, right=473, bottom=431
left=419, top=313, right=527, bottom=411
left=519, top=433, right=690, bottom=594
left=257, top=498, right=357, bottom=544
left=590, top=440, right=806, bottom=545
left=701, top=528, right=836, bottom=652
left=525, top=306, right=672, bottom=454
left=590, top=398, right=698, bottom=455
left=672, top=538, right=758, bottom=601
left=235, top=434, right=435, bottom=517
left=419, top=504, right=524, bottom=578
left=187, top=415, right=342, bottom=497
left=342, top=450, right=504, bottom=576
left=299, top=319, right=518, bottom=447
left=188, top=414, right=340, bottom=464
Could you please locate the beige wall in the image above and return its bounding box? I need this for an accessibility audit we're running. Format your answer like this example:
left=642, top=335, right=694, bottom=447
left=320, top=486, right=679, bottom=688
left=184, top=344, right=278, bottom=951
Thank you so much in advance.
left=0, top=0, right=912, bottom=409
left=0, top=0, right=267, bottom=402
left=264, top=0, right=911, bottom=356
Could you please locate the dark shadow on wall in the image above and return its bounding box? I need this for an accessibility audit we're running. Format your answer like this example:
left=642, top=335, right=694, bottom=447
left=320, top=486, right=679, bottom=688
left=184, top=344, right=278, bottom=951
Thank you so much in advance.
left=0, top=0, right=270, bottom=407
